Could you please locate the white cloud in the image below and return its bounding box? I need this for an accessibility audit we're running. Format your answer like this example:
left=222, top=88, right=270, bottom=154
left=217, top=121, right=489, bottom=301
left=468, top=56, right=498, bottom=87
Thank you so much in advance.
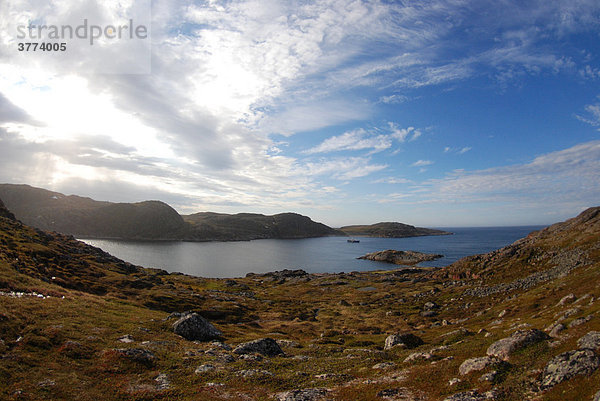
left=411, top=160, right=434, bottom=167
left=576, top=101, right=600, bottom=128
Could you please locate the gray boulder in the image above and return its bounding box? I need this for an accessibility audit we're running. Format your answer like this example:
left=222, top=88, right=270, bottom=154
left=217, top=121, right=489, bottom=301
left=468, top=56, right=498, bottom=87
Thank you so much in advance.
left=540, top=349, right=600, bottom=390
left=384, top=333, right=424, bottom=350
left=275, top=388, right=328, bottom=401
left=578, top=331, right=600, bottom=351
left=486, top=329, right=548, bottom=361
left=233, top=338, right=285, bottom=357
left=459, top=356, right=497, bottom=376
left=173, top=312, right=222, bottom=341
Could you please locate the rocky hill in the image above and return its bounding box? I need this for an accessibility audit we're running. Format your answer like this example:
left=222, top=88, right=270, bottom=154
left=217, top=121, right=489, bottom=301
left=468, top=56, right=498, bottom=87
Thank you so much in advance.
left=340, top=222, right=451, bottom=238
left=0, top=184, right=340, bottom=241
left=0, top=200, right=599, bottom=401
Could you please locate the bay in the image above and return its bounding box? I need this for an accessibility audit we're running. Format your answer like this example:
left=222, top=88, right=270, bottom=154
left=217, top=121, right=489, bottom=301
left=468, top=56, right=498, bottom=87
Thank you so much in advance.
left=81, top=226, right=544, bottom=278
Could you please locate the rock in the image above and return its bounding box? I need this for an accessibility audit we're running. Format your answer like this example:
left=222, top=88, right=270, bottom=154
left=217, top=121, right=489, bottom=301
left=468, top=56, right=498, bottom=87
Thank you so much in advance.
left=117, top=334, right=134, bottom=343
left=498, top=310, right=507, bottom=318
left=479, top=370, right=497, bottom=382
left=237, top=369, right=273, bottom=378
left=384, top=333, right=424, bottom=350
left=548, top=323, right=565, bottom=337
left=114, top=348, right=155, bottom=366
left=459, top=356, right=497, bottom=376
left=540, top=349, right=600, bottom=389
left=404, top=352, right=433, bottom=362
left=593, top=390, right=600, bottom=401
left=421, top=310, right=438, bottom=317
left=443, top=390, right=497, bottom=401
left=277, top=339, right=301, bottom=348
left=373, top=362, right=396, bottom=369
left=275, top=388, right=329, bottom=401
left=195, top=364, right=216, bottom=374
left=338, top=299, right=351, bottom=306
left=578, top=331, right=600, bottom=351
left=424, top=301, right=439, bottom=310
left=154, top=373, right=170, bottom=390
left=358, top=250, right=442, bottom=265
left=448, top=378, right=461, bottom=386
left=568, top=315, right=593, bottom=328
left=233, top=338, right=285, bottom=357
left=173, top=313, right=222, bottom=341
left=376, top=387, right=419, bottom=399
left=557, top=293, right=576, bottom=306
left=486, top=329, right=549, bottom=361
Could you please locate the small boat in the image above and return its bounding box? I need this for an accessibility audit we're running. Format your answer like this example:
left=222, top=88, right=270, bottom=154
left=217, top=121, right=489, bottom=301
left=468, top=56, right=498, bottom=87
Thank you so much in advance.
left=347, top=239, right=360, bottom=243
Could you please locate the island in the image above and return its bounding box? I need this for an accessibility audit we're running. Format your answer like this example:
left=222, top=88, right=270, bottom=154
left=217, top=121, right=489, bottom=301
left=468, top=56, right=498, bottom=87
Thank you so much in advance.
left=358, top=249, right=443, bottom=265
left=340, top=222, right=451, bottom=238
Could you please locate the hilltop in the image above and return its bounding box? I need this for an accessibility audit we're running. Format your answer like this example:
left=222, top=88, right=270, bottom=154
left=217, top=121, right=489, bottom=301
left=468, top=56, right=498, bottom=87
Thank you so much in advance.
left=0, top=184, right=341, bottom=241
left=340, top=222, right=451, bottom=238
left=0, top=199, right=599, bottom=400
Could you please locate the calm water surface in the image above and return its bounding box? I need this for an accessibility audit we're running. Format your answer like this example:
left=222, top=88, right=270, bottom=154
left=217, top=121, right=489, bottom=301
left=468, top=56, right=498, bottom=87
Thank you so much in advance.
left=81, top=226, right=544, bottom=278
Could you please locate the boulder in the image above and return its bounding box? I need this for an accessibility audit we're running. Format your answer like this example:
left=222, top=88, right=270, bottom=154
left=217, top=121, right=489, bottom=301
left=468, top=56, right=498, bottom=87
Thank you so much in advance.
left=577, top=331, right=600, bottom=351
left=443, top=389, right=497, bottom=401
left=540, top=349, right=600, bottom=390
left=275, top=388, right=329, bottom=401
left=173, top=313, right=222, bottom=341
left=233, top=338, right=285, bottom=357
left=486, top=329, right=549, bottom=361
left=384, top=333, right=424, bottom=350
left=114, top=348, right=155, bottom=366
left=593, top=390, right=600, bottom=401
left=459, top=356, right=497, bottom=376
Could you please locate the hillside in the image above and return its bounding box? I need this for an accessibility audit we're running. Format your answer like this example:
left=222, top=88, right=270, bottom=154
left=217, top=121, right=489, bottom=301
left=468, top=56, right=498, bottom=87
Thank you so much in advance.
left=0, top=184, right=340, bottom=241
left=340, top=222, right=451, bottom=238
left=0, top=200, right=599, bottom=400
left=183, top=211, right=343, bottom=240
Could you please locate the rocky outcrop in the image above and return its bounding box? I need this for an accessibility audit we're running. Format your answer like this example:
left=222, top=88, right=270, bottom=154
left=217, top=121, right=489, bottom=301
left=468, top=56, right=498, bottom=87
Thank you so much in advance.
left=113, top=348, right=156, bottom=366
left=233, top=338, right=285, bottom=357
left=577, top=331, right=600, bottom=351
left=486, top=329, right=549, bottom=361
left=172, top=313, right=222, bottom=341
left=358, top=250, right=442, bottom=265
left=540, top=349, right=600, bottom=390
left=384, top=333, right=424, bottom=350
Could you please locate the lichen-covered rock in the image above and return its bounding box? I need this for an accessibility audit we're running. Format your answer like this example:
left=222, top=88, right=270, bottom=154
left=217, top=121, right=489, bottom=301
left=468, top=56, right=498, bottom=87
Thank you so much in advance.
left=459, top=356, right=497, bottom=375
left=114, top=348, right=155, bottom=366
left=233, top=338, right=284, bottom=357
left=578, top=331, right=600, bottom=351
left=486, top=329, right=549, bottom=361
left=173, top=312, right=222, bottom=341
left=443, top=389, right=497, bottom=401
left=540, top=349, right=600, bottom=390
left=593, top=389, right=600, bottom=401
left=275, top=388, right=329, bottom=401
left=384, top=333, right=424, bottom=350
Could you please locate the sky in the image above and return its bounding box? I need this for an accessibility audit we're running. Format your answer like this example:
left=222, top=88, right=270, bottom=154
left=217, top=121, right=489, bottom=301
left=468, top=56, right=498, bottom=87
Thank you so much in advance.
left=0, top=0, right=599, bottom=227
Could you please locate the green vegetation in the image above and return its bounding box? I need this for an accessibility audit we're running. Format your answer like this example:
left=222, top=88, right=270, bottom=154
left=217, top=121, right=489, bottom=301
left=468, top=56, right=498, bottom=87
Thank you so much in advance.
left=0, top=199, right=599, bottom=400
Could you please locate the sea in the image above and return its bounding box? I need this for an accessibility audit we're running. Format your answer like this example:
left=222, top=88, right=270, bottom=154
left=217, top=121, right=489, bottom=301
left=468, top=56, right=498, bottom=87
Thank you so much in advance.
left=80, top=226, right=544, bottom=278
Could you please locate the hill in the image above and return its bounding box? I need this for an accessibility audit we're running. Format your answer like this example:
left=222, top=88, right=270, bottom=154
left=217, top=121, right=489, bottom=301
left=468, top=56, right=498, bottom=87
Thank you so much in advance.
left=0, top=184, right=340, bottom=241
left=340, top=221, right=451, bottom=237
left=183, top=211, right=343, bottom=240
left=0, top=199, right=599, bottom=400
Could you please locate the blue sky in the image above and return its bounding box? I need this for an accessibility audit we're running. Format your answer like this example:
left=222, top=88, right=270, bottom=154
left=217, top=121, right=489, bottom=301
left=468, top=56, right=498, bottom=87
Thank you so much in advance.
left=0, top=0, right=599, bottom=227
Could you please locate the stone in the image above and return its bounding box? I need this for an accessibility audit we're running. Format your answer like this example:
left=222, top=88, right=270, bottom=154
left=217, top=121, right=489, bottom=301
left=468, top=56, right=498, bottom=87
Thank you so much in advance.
left=459, top=356, right=497, bottom=376
left=404, top=352, right=433, bottom=362
left=195, top=364, right=216, bottom=374
left=486, top=329, right=549, bottom=361
left=114, top=348, right=155, bottom=366
left=443, top=390, right=497, bottom=401
left=540, top=349, right=600, bottom=390
left=117, top=334, right=134, bottom=343
left=557, top=293, right=576, bottom=306
left=548, top=323, right=565, bottom=337
left=237, top=369, right=273, bottom=378
left=173, top=313, right=222, bottom=341
left=424, top=301, right=439, bottom=310
left=154, top=373, right=170, bottom=390
left=233, top=338, right=285, bottom=357
left=568, top=315, right=593, bottom=328
left=577, top=331, right=600, bottom=351
left=384, top=333, right=424, bottom=350
left=593, top=390, right=600, bottom=401
left=479, top=370, right=497, bottom=382
left=373, top=362, right=396, bottom=369
left=275, top=388, right=329, bottom=401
